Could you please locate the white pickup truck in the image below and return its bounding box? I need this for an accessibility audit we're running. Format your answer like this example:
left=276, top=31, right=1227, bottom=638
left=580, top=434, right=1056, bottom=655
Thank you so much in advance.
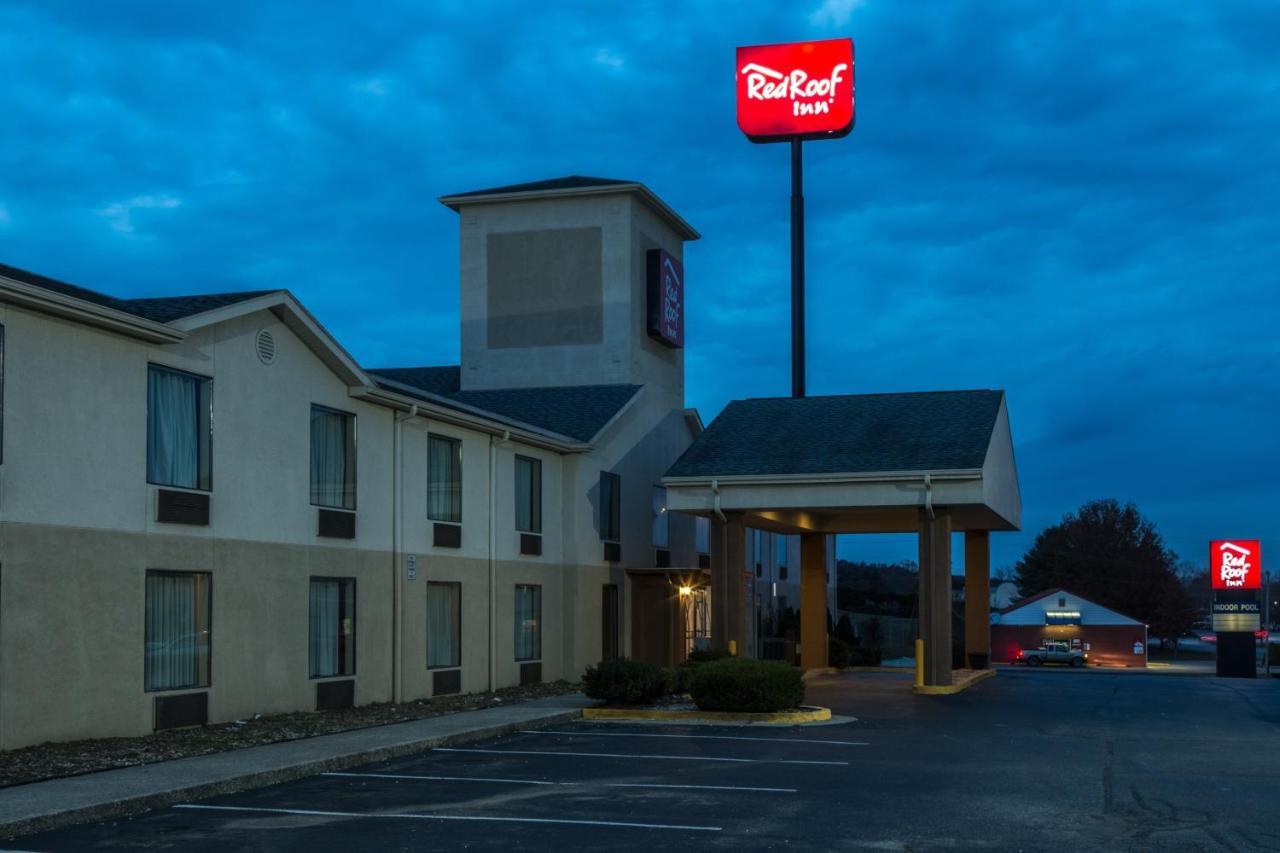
left=1014, top=640, right=1087, bottom=667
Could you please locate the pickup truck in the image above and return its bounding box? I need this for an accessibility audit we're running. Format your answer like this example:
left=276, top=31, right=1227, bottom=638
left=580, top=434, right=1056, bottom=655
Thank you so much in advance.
left=1014, top=641, right=1087, bottom=667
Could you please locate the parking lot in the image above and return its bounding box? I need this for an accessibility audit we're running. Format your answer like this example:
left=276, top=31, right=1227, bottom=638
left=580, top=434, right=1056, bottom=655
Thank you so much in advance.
left=14, top=669, right=1280, bottom=852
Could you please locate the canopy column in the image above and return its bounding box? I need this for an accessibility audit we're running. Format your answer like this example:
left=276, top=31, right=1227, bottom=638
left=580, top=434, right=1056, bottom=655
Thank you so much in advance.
left=964, top=530, right=991, bottom=669
left=918, top=507, right=953, bottom=686
left=800, top=533, right=829, bottom=669
left=710, top=512, right=746, bottom=656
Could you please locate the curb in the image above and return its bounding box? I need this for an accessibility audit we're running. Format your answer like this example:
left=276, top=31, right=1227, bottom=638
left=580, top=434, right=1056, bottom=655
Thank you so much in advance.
left=913, top=668, right=997, bottom=695
left=1, top=708, right=582, bottom=840
left=804, top=666, right=914, bottom=677
left=582, top=705, right=832, bottom=724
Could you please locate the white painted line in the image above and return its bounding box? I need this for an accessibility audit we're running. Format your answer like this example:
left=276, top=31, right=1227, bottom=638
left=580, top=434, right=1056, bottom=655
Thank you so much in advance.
left=174, top=803, right=721, bottom=832
left=522, top=730, right=869, bottom=746
left=433, top=747, right=847, bottom=766
left=328, top=771, right=795, bottom=794
left=324, top=772, right=555, bottom=786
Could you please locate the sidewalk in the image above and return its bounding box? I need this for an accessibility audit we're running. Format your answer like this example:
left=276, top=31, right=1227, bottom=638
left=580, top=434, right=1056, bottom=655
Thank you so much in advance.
left=0, top=692, right=590, bottom=839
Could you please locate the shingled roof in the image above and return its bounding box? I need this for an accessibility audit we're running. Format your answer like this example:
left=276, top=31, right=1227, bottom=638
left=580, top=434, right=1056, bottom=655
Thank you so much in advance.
left=371, top=366, right=641, bottom=443
left=441, top=175, right=637, bottom=200
left=665, top=390, right=1005, bottom=479
left=0, top=261, right=275, bottom=323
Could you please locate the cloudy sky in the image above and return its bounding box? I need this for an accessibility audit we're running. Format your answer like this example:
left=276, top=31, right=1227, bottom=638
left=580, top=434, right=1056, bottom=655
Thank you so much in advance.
left=2, top=1, right=1276, bottom=571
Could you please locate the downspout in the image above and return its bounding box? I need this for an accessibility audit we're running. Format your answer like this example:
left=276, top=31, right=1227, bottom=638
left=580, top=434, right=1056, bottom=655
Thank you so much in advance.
left=923, top=473, right=935, bottom=520
left=392, top=404, right=418, bottom=703
left=710, top=478, right=726, bottom=522
left=488, top=430, right=511, bottom=692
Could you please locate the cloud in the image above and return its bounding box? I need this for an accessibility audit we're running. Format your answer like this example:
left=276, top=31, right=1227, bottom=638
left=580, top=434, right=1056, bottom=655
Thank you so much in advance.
left=592, top=47, right=625, bottom=69
left=810, top=0, right=866, bottom=27
left=94, top=194, right=182, bottom=235
left=0, top=203, right=10, bottom=228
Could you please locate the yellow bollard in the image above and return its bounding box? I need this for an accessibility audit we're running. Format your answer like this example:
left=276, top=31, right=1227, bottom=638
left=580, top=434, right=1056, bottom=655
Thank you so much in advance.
left=914, top=638, right=925, bottom=687
left=728, top=640, right=737, bottom=657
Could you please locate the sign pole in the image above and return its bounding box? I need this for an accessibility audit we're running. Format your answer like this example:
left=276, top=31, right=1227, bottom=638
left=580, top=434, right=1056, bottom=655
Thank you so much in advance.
left=790, top=136, right=805, bottom=398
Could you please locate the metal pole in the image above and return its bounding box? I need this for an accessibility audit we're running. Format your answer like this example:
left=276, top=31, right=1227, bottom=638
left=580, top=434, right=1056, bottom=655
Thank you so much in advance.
left=790, top=137, right=806, bottom=398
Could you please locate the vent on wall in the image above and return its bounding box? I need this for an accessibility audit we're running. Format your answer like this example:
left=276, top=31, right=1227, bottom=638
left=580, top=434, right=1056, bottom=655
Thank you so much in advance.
left=255, top=329, right=277, bottom=364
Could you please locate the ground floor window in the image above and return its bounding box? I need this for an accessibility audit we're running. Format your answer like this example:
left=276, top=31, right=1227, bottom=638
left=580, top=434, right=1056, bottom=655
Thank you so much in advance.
left=309, top=577, right=356, bottom=677
left=427, top=582, right=462, bottom=668
left=144, top=571, right=211, bottom=691
left=602, top=584, right=620, bottom=661
left=684, top=585, right=711, bottom=657
left=515, top=584, right=542, bottom=661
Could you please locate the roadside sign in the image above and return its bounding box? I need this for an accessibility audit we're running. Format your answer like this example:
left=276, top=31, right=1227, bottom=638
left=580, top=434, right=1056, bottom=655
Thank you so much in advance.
left=736, top=38, right=855, bottom=143
left=1210, top=539, right=1261, bottom=590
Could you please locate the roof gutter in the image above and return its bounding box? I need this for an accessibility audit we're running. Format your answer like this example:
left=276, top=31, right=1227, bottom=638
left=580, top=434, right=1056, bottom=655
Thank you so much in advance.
left=438, top=184, right=700, bottom=241
left=662, top=468, right=984, bottom=488
left=353, top=385, right=589, bottom=453
left=0, top=276, right=186, bottom=344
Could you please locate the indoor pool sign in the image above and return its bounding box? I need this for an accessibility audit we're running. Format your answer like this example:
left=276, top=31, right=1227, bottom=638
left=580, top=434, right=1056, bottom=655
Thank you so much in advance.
left=736, top=38, right=855, bottom=142
left=1210, top=540, right=1261, bottom=590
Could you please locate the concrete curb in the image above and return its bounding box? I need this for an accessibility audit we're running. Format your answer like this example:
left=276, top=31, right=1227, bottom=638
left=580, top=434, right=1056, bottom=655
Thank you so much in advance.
left=582, top=705, right=832, bottom=725
left=913, top=668, right=997, bottom=695
left=804, top=666, right=914, bottom=677
left=0, top=706, right=583, bottom=840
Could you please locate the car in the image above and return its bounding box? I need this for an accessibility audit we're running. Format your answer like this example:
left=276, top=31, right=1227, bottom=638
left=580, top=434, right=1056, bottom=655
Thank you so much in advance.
left=1014, top=640, right=1087, bottom=667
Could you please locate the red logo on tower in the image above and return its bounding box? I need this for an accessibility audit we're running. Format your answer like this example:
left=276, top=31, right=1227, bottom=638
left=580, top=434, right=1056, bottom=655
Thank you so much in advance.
left=737, top=38, right=855, bottom=142
left=1210, top=540, right=1261, bottom=590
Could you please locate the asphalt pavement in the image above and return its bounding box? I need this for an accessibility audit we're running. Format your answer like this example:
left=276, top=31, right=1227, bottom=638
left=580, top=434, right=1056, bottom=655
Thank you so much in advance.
left=12, top=669, right=1280, bottom=852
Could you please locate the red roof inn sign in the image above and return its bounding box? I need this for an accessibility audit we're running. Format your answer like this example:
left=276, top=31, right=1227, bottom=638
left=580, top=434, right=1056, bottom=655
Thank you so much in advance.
left=1211, top=539, right=1261, bottom=590
left=736, top=38, right=855, bottom=142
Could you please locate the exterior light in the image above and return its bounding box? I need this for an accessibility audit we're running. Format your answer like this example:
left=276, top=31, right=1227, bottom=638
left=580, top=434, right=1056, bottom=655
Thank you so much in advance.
left=679, top=585, right=693, bottom=597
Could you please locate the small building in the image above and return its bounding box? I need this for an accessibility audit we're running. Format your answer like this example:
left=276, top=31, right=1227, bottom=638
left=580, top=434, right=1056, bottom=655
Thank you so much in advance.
left=991, top=589, right=1147, bottom=667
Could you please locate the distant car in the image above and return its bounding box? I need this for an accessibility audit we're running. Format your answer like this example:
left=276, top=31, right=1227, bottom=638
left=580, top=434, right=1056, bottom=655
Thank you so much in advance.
left=1014, top=641, right=1087, bottom=667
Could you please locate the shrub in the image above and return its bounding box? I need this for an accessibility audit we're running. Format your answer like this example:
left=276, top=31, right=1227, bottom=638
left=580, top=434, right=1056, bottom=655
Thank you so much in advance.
left=828, top=637, right=855, bottom=668
left=848, top=644, right=883, bottom=667
left=687, top=647, right=729, bottom=663
left=581, top=658, right=671, bottom=704
left=689, top=658, right=805, bottom=713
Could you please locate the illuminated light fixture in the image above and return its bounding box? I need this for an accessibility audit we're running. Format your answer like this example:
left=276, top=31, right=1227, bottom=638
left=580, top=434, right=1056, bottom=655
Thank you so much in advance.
left=678, top=585, right=693, bottom=597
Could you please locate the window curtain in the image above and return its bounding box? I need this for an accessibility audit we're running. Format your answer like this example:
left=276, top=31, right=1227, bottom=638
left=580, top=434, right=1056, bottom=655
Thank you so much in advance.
left=311, top=407, right=352, bottom=509
left=145, top=573, right=210, bottom=691
left=515, top=456, right=541, bottom=533
left=309, top=579, right=341, bottom=677
left=148, top=367, right=199, bottom=488
left=652, top=486, right=669, bottom=548
left=514, top=585, right=541, bottom=661
left=428, top=436, right=461, bottom=522
left=427, top=583, right=460, bottom=668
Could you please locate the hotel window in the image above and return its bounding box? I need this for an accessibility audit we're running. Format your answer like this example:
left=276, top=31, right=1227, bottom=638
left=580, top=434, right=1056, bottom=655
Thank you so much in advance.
left=310, top=405, right=356, bottom=509
left=427, top=434, right=462, bottom=523
left=652, top=486, right=669, bottom=548
left=696, top=516, right=710, bottom=555
left=147, top=365, right=212, bottom=491
left=776, top=534, right=789, bottom=580
left=427, top=582, right=461, bottom=669
left=599, top=471, right=621, bottom=542
left=753, top=529, right=763, bottom=576
left=144, top=571, right=211, bottom=692
left=515, top=455, right=542, bottom=534
left=309, top=577, right=355, bottom=678
left=515, top=584, right=542, bottom=661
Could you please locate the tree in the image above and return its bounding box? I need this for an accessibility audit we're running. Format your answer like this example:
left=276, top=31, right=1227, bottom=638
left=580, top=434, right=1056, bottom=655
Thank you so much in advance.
left=1014, top=499, right=1185, bottom=635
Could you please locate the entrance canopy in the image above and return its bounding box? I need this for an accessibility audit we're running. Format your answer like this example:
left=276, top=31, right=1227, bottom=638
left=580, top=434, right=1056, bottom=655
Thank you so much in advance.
left=662, top=390, right=1020, bottom=534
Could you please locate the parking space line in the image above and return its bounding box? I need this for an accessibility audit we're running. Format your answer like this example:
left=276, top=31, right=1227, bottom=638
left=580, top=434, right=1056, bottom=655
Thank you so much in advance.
left=521, top=730, right=868, bottom=746
left=324, top=772, right=555, bottom=786
left=173, top=804, right=722, bottom=832
left=326, top=771, right=796, bottom=793
left=433, top=747, right=848, bottom=765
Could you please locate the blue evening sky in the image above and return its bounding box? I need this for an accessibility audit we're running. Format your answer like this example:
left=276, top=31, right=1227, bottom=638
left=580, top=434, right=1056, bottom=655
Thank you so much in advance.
left=2, top=1, right=1276, bottom=572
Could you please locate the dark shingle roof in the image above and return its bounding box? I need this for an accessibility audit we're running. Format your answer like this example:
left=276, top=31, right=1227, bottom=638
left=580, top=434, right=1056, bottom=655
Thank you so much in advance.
left=371, top=366, right=641, bottom=443
left=665, top=390, right=1005, bottom=478
left=442, top=175, right=637, bottom=201
left=0, top=261, right=275, bottom=322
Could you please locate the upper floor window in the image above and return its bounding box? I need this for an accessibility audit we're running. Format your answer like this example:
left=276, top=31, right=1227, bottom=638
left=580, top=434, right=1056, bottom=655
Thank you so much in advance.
left=310, top=404, right=356, bottom=509
left=599, top=471, right=621, bottom=542
left=515, top=454, right=542, bottom=534
left=427, top=434, right=462, bottom=523
left=696, top=516, right=710, bottom=555
left=147, top=364, right=212, bottom=491
left=652, top=486, right=669, bottom=549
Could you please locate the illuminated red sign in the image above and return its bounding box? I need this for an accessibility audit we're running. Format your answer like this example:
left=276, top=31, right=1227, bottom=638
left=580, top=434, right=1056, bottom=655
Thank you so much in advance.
left=645, top=249, right=683, bottom=348
left=736, top=38, right=855, bottom=142
left=1210, top=539, right=1262, bottom=590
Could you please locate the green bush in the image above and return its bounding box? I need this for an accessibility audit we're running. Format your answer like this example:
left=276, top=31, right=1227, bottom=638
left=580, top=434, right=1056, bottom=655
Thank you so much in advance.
left=689, top=658, right=805, bottom=712
left=581, top=658, right=671, bottom=704
left=829, top=637, right=855, bottom=668
left=847, top=644, right=883, bottom=666
left=669, top=661, right=703, bottom=694
left=687, top=647, right=729, bottom=663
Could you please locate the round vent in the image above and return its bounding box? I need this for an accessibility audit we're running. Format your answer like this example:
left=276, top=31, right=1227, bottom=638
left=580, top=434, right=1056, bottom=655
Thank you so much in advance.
left=255, top=329, right=277, bottom=365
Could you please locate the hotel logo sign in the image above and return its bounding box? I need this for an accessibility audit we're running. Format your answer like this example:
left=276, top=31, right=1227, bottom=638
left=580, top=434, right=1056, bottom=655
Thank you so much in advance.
left=645, top=249, right=683, bottom=349
left=1210, top=540, right=1261, bottom=590
left=736, top=38, right=855, bottom=142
